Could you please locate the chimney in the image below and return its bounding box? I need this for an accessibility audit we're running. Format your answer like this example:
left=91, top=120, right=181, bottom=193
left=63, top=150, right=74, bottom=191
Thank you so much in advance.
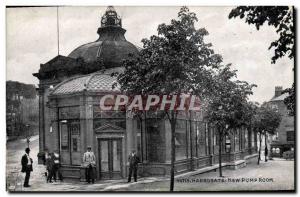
left=275, top=86, right=283, bottom=97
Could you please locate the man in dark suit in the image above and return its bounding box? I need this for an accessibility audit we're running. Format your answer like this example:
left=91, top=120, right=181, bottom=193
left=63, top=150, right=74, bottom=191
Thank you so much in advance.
left=127, top=150, right=140, bottom=182
left=53, top=150, right=63, bottom=182
left=21, top=148, right=33, bottom=187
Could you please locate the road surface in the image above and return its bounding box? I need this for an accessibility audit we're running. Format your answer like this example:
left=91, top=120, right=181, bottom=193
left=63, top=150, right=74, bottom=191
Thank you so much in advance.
left=6, top=136, right=294, bottom=192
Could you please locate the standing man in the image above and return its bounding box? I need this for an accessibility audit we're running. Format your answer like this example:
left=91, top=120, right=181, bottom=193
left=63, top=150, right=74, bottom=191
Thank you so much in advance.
left=21, top=148, right=33, bottom=187
left=83, top=146, right=96, bottom=184
left=46, top=153, right=55, bottom=183
left=43, top=148, right=49, bottom=179
left=127, top=150, right=140, bottom=183
left=265, top=146, right=269, bottom=162
left=53, top=150, right=63, bottom=182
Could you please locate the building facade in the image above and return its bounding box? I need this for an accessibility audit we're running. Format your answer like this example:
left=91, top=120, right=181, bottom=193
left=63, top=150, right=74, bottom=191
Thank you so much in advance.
left=34, top=7, right=258, bottom=181
left=267, top=86, right=295, bottom=158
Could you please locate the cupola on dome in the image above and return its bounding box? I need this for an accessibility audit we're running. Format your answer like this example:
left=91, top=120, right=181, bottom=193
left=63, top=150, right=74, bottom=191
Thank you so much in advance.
left=68, top=6, right=139, bottom=68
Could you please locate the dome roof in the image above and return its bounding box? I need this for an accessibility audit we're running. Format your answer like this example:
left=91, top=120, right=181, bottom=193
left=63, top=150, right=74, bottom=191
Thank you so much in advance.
left=51, top=70, right=120, bottom=95
left=68, top=35, right=139, bottom=66
left=68, top=6, right=139, bottom=68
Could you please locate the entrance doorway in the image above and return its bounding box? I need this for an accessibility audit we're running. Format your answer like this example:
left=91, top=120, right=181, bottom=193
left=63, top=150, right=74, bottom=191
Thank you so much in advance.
left=98, top=138, right=123, bottom=179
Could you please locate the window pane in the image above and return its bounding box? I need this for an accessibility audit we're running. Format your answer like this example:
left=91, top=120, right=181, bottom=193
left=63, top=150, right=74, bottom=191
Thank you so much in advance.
left=146, top=119, right=165, bottom=162
left=93, top=107, right=126, bottom=119
left=59, top=106, right=80, bottom=119
left=72, top=138, right=78, bottom=151
left=112, top=141, right=121, bottom=171
left=205, top=123, right=209, bottom=155
left=70, top=121, right=80, bottom=152
left=175, top=120, right=187, bottom=161
left=100, top=141, right=109, bottom=172
left=94, top=119, right=126, bottom=129
left=245, top=129, right=248, bottom=149
left=251, top=130, right=255, bottom=147
left=235, top=129, right=239, bottom=152
left=61, top=124, right=69, bottom=150
left=287, top=131, right=294, bottom=141
left=197, top=122, right=206, bottom=156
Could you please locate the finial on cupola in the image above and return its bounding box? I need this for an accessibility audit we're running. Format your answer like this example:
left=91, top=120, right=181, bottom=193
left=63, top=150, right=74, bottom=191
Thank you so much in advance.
left=101, top=6, right=122, bottom=27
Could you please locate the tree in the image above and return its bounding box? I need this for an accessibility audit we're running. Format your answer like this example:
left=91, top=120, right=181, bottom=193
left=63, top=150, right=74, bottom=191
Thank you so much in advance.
left=252, top=105, right=281, bottom=164
left=6, top=81, right=37, bottom=136
left=229, top=6, right=295, bottom=117
left=282, top=83, right=295, bottom=116
left=229, top=6, right=294, bottom=63
left=116, top=7, right=222, bottom=191
left=205, top=64, right=256, bottom=177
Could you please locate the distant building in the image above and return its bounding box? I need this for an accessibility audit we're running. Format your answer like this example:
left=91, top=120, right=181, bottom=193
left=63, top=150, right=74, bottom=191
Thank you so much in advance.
left=267, top=86, right=294, bottom=157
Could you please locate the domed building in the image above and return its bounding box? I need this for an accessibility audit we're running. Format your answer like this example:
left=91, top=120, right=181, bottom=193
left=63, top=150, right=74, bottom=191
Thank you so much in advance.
left=34, top=6, right=258, bottom=181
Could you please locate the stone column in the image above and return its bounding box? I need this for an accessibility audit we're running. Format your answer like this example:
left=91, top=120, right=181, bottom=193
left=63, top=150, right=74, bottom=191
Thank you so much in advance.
left=165, top=119, right=172, bottom=163
left=126, top=111, right=135, bottom=154
left=141, top=114, right=147, bottom=162
left=80, top=95, right=94, bottom=154
left=48, top=99, right=59, bottom=152
left=43, top=88, right=53, bottom=151
left=125, top=111, right=135, bottom=176
left=38, top=88, right=45, bottom=153
left=79, top=95, right=93, bottom=181
left=86, top=97, right=94, bottom=150
left=80, top=95, right=87, bottom=157
left=208, top=124, right=214, bottom=165
left=189, top=111, right=194, bottom=171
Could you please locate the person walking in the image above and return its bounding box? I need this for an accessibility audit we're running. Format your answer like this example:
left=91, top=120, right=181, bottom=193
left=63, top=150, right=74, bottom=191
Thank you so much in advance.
left=53, top=150, right=63, bottom=181
left=21, top=148, right=33, bottom=187
left=127, top=150, right=140, bottom=183
left=46, top=153, right=55, bottom=183
left=83, top=146, right=96, bottom=184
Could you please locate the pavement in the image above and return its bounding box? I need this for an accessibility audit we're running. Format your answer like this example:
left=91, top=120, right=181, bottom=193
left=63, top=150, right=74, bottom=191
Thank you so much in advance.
left=121, top=157, right=294, bottom=191
left=6, top=136, right=295, bottom=192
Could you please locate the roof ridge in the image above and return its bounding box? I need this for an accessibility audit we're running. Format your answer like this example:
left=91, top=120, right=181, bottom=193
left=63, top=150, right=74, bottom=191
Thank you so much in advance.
left=84, top=72, right=100, bottom=89
left=270, top=92, right=289, bottom=101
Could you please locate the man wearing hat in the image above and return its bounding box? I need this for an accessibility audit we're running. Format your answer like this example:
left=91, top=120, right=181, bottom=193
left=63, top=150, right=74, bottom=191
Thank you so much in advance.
left=83, top=146, right=96, bottom=183
left=127, top=150, right=140, bottom=182
left=21, top=147, right=33, bottom=187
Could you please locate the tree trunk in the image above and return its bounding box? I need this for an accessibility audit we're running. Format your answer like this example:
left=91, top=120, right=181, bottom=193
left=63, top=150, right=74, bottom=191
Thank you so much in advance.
left=218, top=132, right=223, bottom=177
left=169, top=112, right=176, bottom=192
left=257, top=133, right=262, bottom=165
left=265, top=132, right=268, bottom=162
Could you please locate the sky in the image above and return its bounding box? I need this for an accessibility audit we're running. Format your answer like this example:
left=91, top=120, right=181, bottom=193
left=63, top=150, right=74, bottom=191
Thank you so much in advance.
left=6, top=6, right=294, bottom=104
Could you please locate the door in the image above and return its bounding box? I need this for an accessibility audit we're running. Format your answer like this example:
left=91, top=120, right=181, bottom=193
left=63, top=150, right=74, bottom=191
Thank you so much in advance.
left=98, top=138, right=122, bottom=179
left=60, top=120, right=81, bottom=165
